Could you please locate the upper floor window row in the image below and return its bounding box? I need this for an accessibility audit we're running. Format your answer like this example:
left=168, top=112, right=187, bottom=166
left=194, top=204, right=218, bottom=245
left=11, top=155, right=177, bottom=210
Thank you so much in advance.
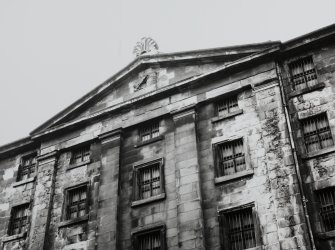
left=289, top=56, right=318, bottom=91
left=302, top=113, right=334, bottom=153
left=17, top=154, right=37, bottom=182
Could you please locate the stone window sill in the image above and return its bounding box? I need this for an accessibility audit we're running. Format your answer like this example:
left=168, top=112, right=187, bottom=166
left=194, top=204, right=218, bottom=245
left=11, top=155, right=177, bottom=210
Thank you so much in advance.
left=288, top=82, right=325, bottom=99
left=211, top=109, right=243, bottom=123
left=215, top=169, right=254, bottom=185
left=131, top=193, right=166, bottom=208
left=58, top=214, right=89, bottom=228
left=301, top=146, right=335, bottom=160
left=67, top=159, right=91, bottom=171
left=134, top=135, right=164, bottom=148
left=317, top=230, right=335, bottom=239
left=12, top=176, right=35, bottom=188
left=2, top=232, right=26, bottom=243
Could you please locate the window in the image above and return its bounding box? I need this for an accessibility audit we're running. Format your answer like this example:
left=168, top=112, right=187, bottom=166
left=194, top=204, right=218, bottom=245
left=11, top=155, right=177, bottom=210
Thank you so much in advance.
left=71, top=146, right=90, bottom=165
left=17, top=154, right=36, bottom=181
left=302, top=113, right=334, bottom=153
left=216, top=95, right=239, bottom=116
left=65, top=185, right=88, bottom=220
left=289, top=56, right=318, bottom=91
left=219, top=207, right=257, bottom=250
left=214, top=139, right=246, bottom=177
left=8, top=203, right=29, bottom=236
left=132, top=226, right=166, bottom=250
left=133, top=160, right=164, bottom=201
left=318, top=188, right=335, bottom=232
left=139, top=122, right=160, bottom=142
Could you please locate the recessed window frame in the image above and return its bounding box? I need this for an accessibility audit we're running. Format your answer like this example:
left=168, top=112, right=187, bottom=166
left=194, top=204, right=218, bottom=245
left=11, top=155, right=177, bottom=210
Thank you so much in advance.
left=301, top=113, right=334, bottom=154
left=139, top=121, right=160, bottom=143
left=216, top=94, right=240, bottom=117
left=63, top=183, right=89, bottom=222
left=213, top=138, right=247, bottom=178
left=288, top=55, right=318, bottom=91
left=132, top=158, right=165, bottom=206
left=219, top=203, right=260, bottom=250
left=16, top=153, right=37, bottom=182
left=132, top=225, right=166, bottom=250
left=8, top=203, right=30, bottom=236
left=316, top=187, right=335, bottom=233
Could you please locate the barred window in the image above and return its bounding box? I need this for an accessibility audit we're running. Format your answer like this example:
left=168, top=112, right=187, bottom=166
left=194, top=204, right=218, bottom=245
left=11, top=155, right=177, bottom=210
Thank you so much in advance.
left=133, top=226, right=166, bottom=250
left=8, top=203, right=29, bottom=236
left=71, top=146, right=90, bottom=165
left=318, top=188, right=335, bottom=232
left=302, top=113, right=334, bottom=153
left=65, top=185, right=88, bottom=220
left=17, top=154, right=36, bottom=181
left=217, top=95, right=239, bottom=116
left=139, top=122, right=160, bottom=142
left=289, top=56, right=318, bottom=91
left=214, top=139, right=246, bottom=177
left=133, top=160, right=164, bottom=201
left=219, top=207, right=257, bottom=250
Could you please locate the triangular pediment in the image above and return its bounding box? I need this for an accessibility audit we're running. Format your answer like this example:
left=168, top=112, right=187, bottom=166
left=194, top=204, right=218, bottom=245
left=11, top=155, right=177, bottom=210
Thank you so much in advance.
left=30, top=42, right=280, bottom=136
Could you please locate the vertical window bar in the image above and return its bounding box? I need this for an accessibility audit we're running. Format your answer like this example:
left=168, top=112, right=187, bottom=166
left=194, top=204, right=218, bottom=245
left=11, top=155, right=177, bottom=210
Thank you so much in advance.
left=140, top=122, right=160, bottom=142
left=66, top=186, right=88, bottom=220
left=217, top=96, right=238, bottom=116
left=319, top=188, right=335, bottom=232
left=9, top=204, right=29, bottom=236
left=138, top=163, right=161, bottom=200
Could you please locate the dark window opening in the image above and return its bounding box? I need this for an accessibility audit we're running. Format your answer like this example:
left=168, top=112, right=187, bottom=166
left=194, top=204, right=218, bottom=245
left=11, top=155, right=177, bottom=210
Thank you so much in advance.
left=217, top=95, right=239, bottom=116
left=139, top=122, right=160, bottom=142
left=133, top=226, right=166, bottom=250
left=289, top=56, right=318, bottom=91
left=66, top=185, right=88, bottom=220
left=214, top=139, right=246, bottom=177
left=220, top=207, right=256, bottom=250
left=8, top=203, right=29, bottom=236
left=318, top=188, right=335, bottom=232
left=17, top=154, right=36, bottom=181
left=71, top=146, right=90, bottom=165
left=302, top=113, right=334, bottom=153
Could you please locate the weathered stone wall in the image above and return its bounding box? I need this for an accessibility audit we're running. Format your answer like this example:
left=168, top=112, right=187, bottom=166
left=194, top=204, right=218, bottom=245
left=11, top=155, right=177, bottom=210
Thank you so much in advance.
left=0, top=148, right=37, bottom=250
left=282, top=42, right=335, bottom=250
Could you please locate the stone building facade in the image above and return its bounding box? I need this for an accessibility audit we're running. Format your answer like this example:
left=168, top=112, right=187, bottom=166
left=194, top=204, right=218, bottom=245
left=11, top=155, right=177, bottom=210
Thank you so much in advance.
left=1, top=25, right=335, bottom=250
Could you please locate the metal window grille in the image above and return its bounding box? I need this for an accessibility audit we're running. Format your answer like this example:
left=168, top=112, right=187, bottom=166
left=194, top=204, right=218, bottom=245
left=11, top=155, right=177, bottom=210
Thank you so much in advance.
left=289, top=56, right=318, bottom=91
left=302, top=113, right=334, bottom=153
left=137, top=230, right=161, bottom=250
left=318, top=188, right=335, bottom=232
left=221, top=207, right=256, bottom=250
left=9, top=204, right=29, bottom=236
left=137, top=163, right=161, bottom=200
left=17, top=155, right=36, bottom=181
left=215, top=139, right=246, bottom=177
left=140, top=122, right=160, bottom=142
left=71, top=146, right=90, bottom=164
left=217, top=96, right=239, bottom=116
left=66, top=186, right=88, bottom=220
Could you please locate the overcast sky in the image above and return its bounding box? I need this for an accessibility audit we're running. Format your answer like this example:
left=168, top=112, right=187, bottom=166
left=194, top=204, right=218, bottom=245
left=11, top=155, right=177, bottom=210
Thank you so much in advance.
left=1, top=0, right=335, bottom=145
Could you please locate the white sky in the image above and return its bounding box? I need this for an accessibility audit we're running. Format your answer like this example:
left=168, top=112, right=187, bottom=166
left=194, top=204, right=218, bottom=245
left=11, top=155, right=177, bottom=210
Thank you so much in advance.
left=1, top=0, right=335, bottom=145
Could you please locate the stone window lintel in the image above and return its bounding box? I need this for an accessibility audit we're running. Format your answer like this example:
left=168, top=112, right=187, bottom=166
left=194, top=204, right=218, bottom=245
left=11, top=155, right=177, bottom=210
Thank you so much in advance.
left=301, top=145, right=335, bottom=160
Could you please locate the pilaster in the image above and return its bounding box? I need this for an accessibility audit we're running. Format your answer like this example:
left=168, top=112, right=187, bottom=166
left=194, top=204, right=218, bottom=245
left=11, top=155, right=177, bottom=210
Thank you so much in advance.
left=172, top=107, right=205, bottom=250
left=28, top=150, right=58, bottom=250
left=96, top=128, right=123, bottom=249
